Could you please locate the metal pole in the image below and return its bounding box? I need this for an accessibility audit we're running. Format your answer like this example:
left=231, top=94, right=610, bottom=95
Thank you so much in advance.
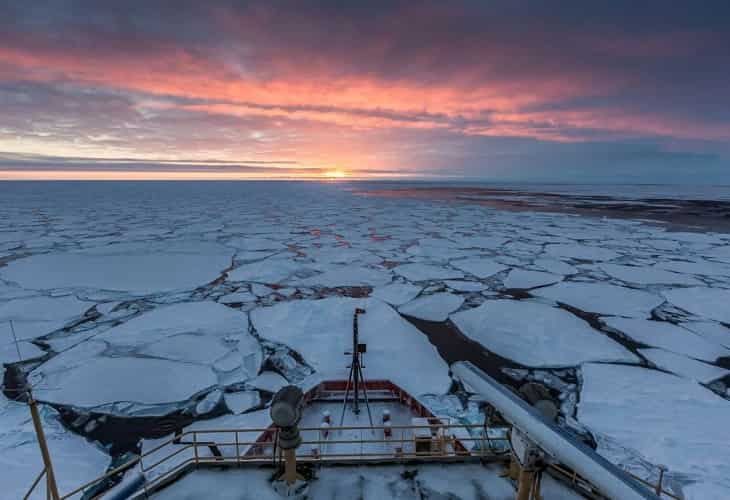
left=28, top=398, right=60, bottom=500
left=516, top=469, right=536, bottom=500
left=352, top=310, right=360, bottom=415
left=284, top=449, right=297, bottom=485
left=357, top=363, right=374, bottom=427
left=339, top=361, right=355, bottom=426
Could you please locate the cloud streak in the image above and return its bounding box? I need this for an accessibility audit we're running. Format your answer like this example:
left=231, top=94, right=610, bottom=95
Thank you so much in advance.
left=0, top=1, right=728, bottom=180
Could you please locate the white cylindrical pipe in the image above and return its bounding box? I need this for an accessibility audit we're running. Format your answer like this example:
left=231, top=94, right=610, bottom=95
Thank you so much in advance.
left=452, top=361, right=659, bottom=500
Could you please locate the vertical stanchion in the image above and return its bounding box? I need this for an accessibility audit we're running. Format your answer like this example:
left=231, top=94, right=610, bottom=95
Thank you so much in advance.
left=193, top=432, right=199, bottom=466
left=235, top=431, right=240, bottom=466
left=284, top=449, right=297, bottom=485
left=655, top=465, right=667, bottom=496
left=29, top=398, right=60, bottom=500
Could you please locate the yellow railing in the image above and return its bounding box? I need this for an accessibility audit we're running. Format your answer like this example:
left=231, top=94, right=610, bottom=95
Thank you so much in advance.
left=27, top=422, right=679, bottom=500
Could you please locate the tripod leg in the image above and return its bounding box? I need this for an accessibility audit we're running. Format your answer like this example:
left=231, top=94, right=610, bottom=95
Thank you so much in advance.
left=339, top=362, right=355, bottom=426
left=358, top=364, right=374, bottom=427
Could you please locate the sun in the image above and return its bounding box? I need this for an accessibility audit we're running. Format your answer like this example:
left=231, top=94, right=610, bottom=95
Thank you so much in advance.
left=324, top=169, right=347, bottom=179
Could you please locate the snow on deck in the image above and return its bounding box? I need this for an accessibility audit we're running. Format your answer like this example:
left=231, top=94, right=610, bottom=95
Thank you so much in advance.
left=152, top=463, right=585, bottom=500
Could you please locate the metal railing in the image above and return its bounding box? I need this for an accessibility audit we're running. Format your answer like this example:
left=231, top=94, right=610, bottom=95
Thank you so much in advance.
left=26, top=422, right=679, bottom=500
left=52, top=422, right=508, bottom=499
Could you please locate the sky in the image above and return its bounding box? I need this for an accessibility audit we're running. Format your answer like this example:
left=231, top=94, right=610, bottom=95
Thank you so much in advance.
left=0, top=1, right=729, bottom=181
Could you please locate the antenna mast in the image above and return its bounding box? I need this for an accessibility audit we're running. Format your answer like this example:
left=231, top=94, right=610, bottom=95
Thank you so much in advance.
left=339, top=308, right=373, bottom=426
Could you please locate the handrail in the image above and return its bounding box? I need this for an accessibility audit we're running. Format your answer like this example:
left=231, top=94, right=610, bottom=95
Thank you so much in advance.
left=23, top=467, right=46, bottom=500
left=41, top=419, right=677, bottom=500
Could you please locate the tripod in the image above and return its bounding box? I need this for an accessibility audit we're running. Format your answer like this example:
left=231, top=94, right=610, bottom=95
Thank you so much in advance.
left=339, top=308, right=374, bottom=427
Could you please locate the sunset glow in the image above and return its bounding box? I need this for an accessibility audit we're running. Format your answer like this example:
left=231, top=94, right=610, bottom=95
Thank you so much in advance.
left=0, top=2, right=728, bottom=181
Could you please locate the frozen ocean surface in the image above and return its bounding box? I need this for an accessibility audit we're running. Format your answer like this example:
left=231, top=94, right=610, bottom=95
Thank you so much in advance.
left=1, top=181, right=730, bottom=498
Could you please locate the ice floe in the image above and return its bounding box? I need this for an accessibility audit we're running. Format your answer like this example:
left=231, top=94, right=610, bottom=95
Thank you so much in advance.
left=0, top=396, right=110, bottom=499
left=450, top=300, right=637, bottom=367
left=0, top=295, right=93, bottom=341
left=0, top=241, right=233, bottom=295
left=247, top=371, right=288, bottom=393
left=371, top=283, right=422, bottom=306
left=251, top=297, right=451, bottom=396
left=30, top=302, right=261, bottom=411
left=639, top=348, right=729, bottom=383
left=663, top=287, right=730, bottom=323
left=450, top=258, right=508, bottom=279
left=502, top=269, right=562, bottom=289
left=34, top=357, right=218, bottom=408
left=393, top=263, right=465, bottom=281
left=224, top=391, right=261, bottom=414
left=533, top=281, right=664, bottom=318
left=578, top=363, right=730, bottom=499
left=398, top=293, right=465, bottom=322
left=681, top=322, right=730, bottom=349
left=292, top=265, right=392, bottom=287
left=603, top=317, right=729, bottom=361
left=544, top=243, right=620, bottom=261
left=598, top=263, right=702, bottom=285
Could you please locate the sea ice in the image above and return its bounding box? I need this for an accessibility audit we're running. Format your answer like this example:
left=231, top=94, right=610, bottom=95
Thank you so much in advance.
left=450, top=300, right=637, bottom=367
left=663, top=287, right=730, bottom=323
left=0, top=295, right=93, bottom=341
left=544, top=244, right=620, bottom=261
left=578, top=363, right=730, bottom=500
left=444, top=280, right=485, bottom=292
left=371, top=283, right=422, bottom=306
left=393, top=263, right=465, bottom=281
left=227, top=257, right=304, bottom=284
left=0, top=396, right=110, bottom=499
left=219, top=290, right=256, bottom=304
left=450, top=258, right=508, bottom=279
left=34, top=357, right=218, bottom=408
left=598, top=263, right=702, bottom=285
left=225, top=236, right=284, bottom=251
left=681, top=322, right=730, bottom=349
left=398, top=293, right=465, bottom=322
left=251, top=297, right=451, bottom=396
left=656, top=259, right=730, bottom=277
left=0, top=241, right=233, bottom=295
left=293, top=265, right=392, bottom=287
left=533, top=281, right=664, bottom=318
left=502, top=269, right=562, bottom=289
left=532, top=258, right=578, bottom=275
left=0, top=338, right=45, bottom=364
left=224, top=391, right=261, bottom=414
left=639, top=348, right=729, bottom=383
left=247, top=371, right=288, bottom=393
left=603, top=317, right=729, bottom=361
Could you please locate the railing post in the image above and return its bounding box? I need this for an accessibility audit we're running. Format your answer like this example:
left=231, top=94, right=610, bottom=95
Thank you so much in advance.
left=235, top=431, right=240, bottom=466
left=655, top=465, right=667, bottom=496
left=193, top=432, right=199, bottom=467
left=28, top=398, right=60, bottom=500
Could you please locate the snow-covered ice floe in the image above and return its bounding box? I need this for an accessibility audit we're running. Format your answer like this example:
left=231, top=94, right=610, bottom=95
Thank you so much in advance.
left=602, top=317, right=729, bottom=362
left=0, top=395, right=109, bottom=499
left=30, top=302, right=262, bottom=413
left=578, top=363, right=730, bottom=499
left=398, top=292, right=464, bottom=321
left=0, top=294, right=93, bottom=341
left=450, top=300, right=637, bottom=367
left=663, top=287, right=730, bottom=323
left=532, top=281, right=664, bottom=318
left=0, top=241, right=233, bottom=296
left=251, top=297, right=451, bottom=396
